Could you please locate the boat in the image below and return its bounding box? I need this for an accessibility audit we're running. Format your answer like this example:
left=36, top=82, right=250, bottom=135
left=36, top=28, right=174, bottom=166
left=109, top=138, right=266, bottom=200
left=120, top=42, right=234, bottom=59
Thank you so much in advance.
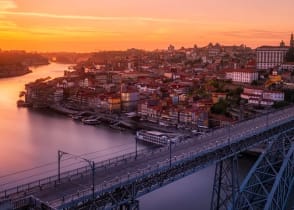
left=71, top=115, right=84, bottom=120
left=82, top=116, right=101, bottom=125
left=71, top=112, right=94, bottom=121
left=83, top=119, right=101, bottom=125
left=136, top=130, right=169, bottom=146
left=109, top=124, right=126, bottom=131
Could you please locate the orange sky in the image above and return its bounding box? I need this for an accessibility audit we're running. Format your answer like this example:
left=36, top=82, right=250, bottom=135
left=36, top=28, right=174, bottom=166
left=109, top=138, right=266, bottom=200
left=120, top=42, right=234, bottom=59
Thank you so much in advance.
left=0, top=0, right=293, bottom=52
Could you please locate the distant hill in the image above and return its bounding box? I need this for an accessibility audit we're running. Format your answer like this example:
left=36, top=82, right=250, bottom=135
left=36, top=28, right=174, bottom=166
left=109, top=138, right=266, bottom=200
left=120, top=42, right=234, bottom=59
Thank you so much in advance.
left=0, top=51, right=49, bottom=78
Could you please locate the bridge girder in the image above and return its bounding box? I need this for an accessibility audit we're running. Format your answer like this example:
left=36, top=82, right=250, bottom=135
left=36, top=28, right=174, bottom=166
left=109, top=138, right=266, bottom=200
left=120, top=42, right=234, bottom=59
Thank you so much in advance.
left=2, top=112, right=294, bottom=210
left=210, top=155, right=239, bottom=210
left=233, top=129, right=294, bottom=210
left=59, top=121, right=294, bottom=210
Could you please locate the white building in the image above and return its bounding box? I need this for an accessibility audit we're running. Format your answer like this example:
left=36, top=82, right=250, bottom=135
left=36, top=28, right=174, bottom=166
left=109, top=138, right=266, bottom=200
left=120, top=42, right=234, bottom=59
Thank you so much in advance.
left=256, top=34, right=294, bottom=70
left=225, top=69, right=259, bottom=83
left=262, top=91, right=284, bottom=101
left=241, top=87, right=284, bottom=106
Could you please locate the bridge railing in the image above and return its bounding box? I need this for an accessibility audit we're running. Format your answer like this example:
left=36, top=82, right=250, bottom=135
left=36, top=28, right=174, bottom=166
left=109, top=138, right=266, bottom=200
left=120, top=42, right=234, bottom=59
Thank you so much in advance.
left=49, top=153, right=179, bottom=208
left=0, top=143, right=167, bottom=200
left=50, top=114, right=294, bottom=209
left=1, top=106, right=294, bottom=203
left=13, top=195, right=55, bottom=210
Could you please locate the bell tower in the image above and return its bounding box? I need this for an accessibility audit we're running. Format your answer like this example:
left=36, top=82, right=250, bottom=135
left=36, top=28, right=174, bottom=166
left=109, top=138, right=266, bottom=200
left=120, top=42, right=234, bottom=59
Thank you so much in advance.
left=290, top=33, right=294, bottom=48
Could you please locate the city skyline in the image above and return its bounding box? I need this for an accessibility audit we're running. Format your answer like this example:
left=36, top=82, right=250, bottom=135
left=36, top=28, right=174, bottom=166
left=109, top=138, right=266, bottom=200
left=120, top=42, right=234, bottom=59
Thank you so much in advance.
left=0, top=0, right=294, bottom=52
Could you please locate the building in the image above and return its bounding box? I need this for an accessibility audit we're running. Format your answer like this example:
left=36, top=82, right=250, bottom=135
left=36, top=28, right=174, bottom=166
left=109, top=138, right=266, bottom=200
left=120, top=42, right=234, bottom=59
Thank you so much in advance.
left=265, top=70, right=282, bottom=88
left=241, top=87, right=284, bottom=106
left=121, top=90, right=139, bottom=112
left=280, top=62, right=294, bottom=71
left=225, top=69, right=259, bottom=83
left=256, top=34, right=294, bottom=70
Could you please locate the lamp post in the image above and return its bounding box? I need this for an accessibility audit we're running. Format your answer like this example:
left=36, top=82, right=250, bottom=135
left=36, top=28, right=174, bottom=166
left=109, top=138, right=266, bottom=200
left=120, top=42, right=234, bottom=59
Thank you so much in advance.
left=57, top=150, right=96, bottom=200
left=266, top=109, right=269, bottom=129
left=58, top=150, right=68, bottom=183
left=135, top=136, right=138, bottom=159
left=227, top=123, right=231, bottom=145
left=81, top=158, right=95, bottom=200
left=168, top=140, right=172, bottom=167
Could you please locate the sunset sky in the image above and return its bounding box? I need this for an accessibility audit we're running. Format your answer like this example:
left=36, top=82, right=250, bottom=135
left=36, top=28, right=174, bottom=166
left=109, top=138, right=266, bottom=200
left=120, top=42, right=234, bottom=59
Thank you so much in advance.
left=0, top=0, right=294, bottom=52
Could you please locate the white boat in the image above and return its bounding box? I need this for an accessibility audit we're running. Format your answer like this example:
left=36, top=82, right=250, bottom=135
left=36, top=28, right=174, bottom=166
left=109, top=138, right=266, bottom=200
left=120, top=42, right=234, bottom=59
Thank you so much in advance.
left=136, top=130, right=169, bottom=146
left=82, top=119, right=101, bottom=125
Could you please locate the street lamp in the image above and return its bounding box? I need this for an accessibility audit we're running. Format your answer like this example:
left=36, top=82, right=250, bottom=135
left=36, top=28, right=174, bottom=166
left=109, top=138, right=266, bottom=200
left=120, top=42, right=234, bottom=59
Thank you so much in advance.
left=266, top=109, right=269, bottom=129
left=57, top=150, right=96, bottom=200
left=135, top=136, right=138, bottom=159
left=81, top=158, right=96, bottom=201
left=58, top=150, right=68, bottom=182
left=227, top=123, right=231, bottom=145
left=168, top=139, right=173, bottom=167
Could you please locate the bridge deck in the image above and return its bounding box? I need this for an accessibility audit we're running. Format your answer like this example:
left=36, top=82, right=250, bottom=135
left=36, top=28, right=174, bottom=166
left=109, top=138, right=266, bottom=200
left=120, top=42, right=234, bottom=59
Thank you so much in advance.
left=1, top=106, right=294, bottom=209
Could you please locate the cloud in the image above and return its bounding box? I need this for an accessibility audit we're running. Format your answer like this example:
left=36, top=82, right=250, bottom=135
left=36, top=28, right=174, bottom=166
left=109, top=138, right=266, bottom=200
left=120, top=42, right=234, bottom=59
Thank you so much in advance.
left=0, top=11, right=193, bottom=24
left=0, top=1, right=17, bottom=31
left=221, top=30, right=288, bottom=39
left=0, top=0, right=16, bottom=11
left=0, top=20, right=16, bottom=30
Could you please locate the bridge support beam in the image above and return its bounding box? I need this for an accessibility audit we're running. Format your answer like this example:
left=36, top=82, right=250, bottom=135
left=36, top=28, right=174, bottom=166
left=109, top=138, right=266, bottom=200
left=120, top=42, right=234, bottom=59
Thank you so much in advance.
left=264, top=143, right=294, bottom=210
left=234, top=129, right=294, bottom=210
left=210, top=155, right=239, bottom=210
left=118, top=200, right=139, bottom=210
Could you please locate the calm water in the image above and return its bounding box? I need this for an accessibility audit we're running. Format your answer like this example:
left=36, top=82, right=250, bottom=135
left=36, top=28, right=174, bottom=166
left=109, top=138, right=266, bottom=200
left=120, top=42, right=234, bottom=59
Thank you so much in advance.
left=0, top=63, right=255, bottom=210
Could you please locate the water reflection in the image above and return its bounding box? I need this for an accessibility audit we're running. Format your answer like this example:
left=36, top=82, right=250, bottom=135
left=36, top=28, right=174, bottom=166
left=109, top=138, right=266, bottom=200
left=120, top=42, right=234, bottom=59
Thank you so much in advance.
left=0, top=63, right=139, bottom=177
left=0, top=63, right=256, bottom=210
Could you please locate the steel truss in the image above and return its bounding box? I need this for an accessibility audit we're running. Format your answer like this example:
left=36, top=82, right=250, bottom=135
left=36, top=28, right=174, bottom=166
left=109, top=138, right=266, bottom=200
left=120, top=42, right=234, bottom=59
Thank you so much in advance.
left=210, top=155, right=239, bottom=210
left=233, top=128, right=294, bottom=210
left=57, top=121, right=294, bottom=210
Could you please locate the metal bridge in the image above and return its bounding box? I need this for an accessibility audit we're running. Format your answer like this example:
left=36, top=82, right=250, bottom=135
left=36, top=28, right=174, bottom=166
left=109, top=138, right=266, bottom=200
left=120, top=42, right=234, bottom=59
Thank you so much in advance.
left=1, top=106, right=294, bottom=210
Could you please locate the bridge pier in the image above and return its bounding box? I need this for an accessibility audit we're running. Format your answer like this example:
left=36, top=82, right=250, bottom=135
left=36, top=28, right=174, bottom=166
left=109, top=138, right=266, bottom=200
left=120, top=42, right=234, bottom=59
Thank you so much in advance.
left=210, top=155, right=239, bottom=210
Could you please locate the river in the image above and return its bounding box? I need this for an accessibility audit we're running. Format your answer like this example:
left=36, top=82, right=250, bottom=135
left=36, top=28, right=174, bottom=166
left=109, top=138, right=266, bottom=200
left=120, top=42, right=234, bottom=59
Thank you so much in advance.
left=0, top=63, right=256, bottom=210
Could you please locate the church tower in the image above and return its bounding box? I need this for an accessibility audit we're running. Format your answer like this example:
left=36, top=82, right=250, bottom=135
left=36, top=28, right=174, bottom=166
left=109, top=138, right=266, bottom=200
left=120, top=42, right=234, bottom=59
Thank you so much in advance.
left=290, top=33, right=294, bottom=48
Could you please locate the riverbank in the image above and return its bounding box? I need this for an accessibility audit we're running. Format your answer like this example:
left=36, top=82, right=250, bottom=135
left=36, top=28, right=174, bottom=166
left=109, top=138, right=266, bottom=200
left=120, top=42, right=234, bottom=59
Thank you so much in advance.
left=0, top=68, right=32, bottom=78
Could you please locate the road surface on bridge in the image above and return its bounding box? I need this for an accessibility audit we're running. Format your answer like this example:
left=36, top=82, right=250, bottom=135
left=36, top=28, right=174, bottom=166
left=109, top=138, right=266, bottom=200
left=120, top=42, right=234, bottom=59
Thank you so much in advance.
left=2, top=106, right=294, bottom=208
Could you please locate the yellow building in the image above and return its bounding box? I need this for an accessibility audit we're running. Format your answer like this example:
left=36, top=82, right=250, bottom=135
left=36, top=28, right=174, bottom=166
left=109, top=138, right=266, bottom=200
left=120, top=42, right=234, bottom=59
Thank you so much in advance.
left=108, top=96, right=121, bottom=112
left=265, top=70, right=282, bottom=88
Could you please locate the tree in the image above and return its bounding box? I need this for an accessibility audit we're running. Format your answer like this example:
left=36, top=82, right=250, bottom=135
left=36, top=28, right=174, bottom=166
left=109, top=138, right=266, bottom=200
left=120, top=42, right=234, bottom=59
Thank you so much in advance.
left=273, top=101, right=289, bottom=109
left=284, top=89, right=294, bottom=102
left=285, top=47, right=294, bottom=62
left=211, top=99, right=228, bottom=115
left=251, top=80, right=258, bottom=86
left=210, top=79, right=225, bottom=92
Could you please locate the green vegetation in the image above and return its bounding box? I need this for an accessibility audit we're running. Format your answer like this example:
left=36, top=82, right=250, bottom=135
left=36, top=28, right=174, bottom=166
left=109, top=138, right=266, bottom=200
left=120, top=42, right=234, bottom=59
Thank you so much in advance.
left=273, top=101, right=290, bottom=109
left=226, top=87, right=243, bottom=105
left=210, top=79, right=225, bottom=92
left=285, top=47, right=294, bottom=62
left=284, top=89, right=294, bottom=102
left=251, top=80, right=258, bottom=86
left=211, top=98, right=228, bottom=115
